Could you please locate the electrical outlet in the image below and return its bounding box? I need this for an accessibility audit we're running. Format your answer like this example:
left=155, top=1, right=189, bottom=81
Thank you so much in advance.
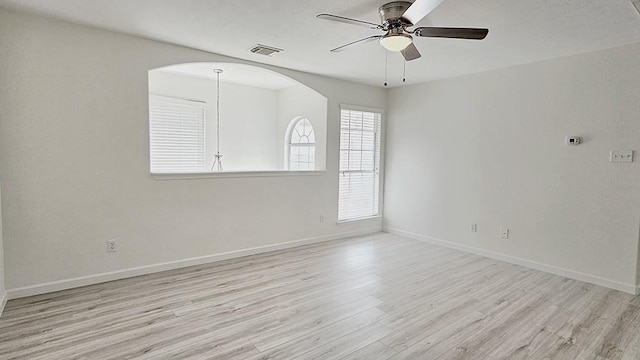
left=471, top=223, right=477, bottom=232
left=610, top=150, right=633, bottom=163
left=107, top=239, right=117, bottom=252
left=500, top=228, right=509, bottom=240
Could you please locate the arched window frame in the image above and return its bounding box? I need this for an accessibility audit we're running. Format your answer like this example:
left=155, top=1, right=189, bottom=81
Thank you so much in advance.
left=285, top=117, right=316, bottom=170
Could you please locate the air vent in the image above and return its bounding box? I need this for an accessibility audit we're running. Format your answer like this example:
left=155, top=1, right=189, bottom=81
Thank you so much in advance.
left=249, top=44, right=283, bottom=56
left=634, top=1, right=640, bottom=15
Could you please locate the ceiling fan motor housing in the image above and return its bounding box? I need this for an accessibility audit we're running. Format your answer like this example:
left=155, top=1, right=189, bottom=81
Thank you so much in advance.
left=379, top=1, right=414, bottom=28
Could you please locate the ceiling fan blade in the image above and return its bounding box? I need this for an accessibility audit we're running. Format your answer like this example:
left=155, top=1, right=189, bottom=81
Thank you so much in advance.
left=330, top=35, right=383, bottom=52
left=414, top=27, right=489, bottom=40
left=317, top=14, right=382, bottom=29
left=401, top=43, right=422, bottom=61
left=402, top=0, right=446, bottom=25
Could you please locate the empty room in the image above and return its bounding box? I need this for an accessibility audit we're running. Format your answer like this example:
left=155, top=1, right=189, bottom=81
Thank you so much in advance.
left=0, top=0, right=639, bottom=359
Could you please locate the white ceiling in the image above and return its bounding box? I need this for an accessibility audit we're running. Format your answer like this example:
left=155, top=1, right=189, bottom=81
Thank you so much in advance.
left=156, top=63, right=298, bottom=90
left=2, top=0, right=640, bottom=87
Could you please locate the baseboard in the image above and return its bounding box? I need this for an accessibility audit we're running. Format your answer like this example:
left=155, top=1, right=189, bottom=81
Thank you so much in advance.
left=8, top=227, right=382, bottom=300
left=0, top=291, right=7, bottom=317
left=385, top=227, right=638, bottom=295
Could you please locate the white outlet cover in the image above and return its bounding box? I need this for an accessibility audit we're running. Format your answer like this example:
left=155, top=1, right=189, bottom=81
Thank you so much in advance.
left=610, top=150, right=633, bottom=163
left=107, top=239, right=117, bottom=252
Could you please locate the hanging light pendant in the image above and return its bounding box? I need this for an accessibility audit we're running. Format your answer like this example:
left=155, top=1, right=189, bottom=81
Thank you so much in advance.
left=211, top=69, right=224, bottom=172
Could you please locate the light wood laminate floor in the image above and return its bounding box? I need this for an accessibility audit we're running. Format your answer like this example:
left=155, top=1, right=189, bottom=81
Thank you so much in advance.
left=1, top=233, right=640, bottom=359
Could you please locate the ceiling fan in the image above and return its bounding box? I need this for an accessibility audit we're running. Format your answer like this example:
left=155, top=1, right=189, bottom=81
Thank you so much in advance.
left=317, top=0, right=489, bottom=61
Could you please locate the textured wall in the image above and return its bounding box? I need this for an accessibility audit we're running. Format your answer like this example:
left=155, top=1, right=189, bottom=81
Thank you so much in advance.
left=0, top=8, right=385, bottom=290
left=385, top=43, right=640, bottom=289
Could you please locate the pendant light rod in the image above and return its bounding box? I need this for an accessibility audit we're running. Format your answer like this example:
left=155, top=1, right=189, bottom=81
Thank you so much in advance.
left=211, top=68, right=224, bottom=172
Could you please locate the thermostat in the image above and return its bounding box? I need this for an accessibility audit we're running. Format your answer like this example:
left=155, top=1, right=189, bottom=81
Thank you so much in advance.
left=567, top=136, right=581, bottom=146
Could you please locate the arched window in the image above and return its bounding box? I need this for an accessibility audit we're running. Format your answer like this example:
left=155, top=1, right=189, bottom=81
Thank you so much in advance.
left=287, top=118, right=315, bottom=170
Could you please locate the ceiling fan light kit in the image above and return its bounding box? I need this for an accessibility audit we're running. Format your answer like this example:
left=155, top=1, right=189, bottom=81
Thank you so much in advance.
left=318, top=0, right=489, bottom=62
left=380, top=33, right=413, bottom=52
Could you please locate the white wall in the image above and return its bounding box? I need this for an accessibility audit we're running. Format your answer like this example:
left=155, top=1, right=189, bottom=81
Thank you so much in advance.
left=149, top=71, right=280, bottom=171
left=385, top=43, right=640, bottom=291
left=277, top=85, right=328, bottom=170
left=0, top=179, right=6, bottom=312
left=637, top=223, right=640, bottom=289
left=0, top=8, right=385, bottom=293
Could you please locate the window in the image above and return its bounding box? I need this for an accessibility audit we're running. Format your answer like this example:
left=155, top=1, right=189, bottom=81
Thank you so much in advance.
left=287, top=118, right=316, bottom=170
left=149, top=95, right=206, bottom=173
left=338, top=108, right=382, bottom=221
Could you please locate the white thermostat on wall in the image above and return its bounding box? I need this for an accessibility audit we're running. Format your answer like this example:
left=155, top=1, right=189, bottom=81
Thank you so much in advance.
left=566, top=136, right=581, bottom=146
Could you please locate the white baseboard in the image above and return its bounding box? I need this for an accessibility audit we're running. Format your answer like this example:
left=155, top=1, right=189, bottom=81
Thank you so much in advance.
left=8, top=227, right=382, bottom=300
left=0, top=291, right=7, bottom=317
left=385, top=227, right=638, bottom=295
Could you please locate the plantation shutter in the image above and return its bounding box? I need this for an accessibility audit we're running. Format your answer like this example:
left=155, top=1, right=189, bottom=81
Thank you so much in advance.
left=338, top=108, right=381, bottom=221
left=149, top=95, right=206, bottom=173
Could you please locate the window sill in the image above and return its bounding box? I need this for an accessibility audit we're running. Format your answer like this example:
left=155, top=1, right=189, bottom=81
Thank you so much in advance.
left=151, top=170, right=326, bottom=180
left=337, top=215, right=382, bottom=224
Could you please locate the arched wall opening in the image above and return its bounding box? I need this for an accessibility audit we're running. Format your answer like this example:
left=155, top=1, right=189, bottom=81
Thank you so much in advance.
left=148, top=62, right=328, bottom=173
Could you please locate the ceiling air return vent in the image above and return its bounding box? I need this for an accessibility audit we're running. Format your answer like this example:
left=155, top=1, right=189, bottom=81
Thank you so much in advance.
left=249, top=44, right=283, bottom=56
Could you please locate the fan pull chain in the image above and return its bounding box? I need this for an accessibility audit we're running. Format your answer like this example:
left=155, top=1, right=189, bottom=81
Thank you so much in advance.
left=403, top=60, right=406, bottom=83
left=384, top=51, right=388, bottom=87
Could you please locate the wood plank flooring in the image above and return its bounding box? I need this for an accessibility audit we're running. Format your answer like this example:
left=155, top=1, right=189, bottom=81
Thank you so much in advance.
left=1, top=233, right=639, bottom=359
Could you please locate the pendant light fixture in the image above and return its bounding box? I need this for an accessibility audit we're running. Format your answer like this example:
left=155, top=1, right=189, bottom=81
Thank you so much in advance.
left=210, top=68, right=224, bottom=172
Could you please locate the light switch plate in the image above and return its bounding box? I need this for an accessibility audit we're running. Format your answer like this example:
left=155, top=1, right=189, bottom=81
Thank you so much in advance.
left=610, top=150, right=633, bottom=163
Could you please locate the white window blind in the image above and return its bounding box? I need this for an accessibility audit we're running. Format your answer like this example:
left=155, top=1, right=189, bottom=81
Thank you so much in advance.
left=338, top=108, right=381, bottom=221
left=149, top=95, right=206, bottom=173
left=288, top=118, right=316, bottom=170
